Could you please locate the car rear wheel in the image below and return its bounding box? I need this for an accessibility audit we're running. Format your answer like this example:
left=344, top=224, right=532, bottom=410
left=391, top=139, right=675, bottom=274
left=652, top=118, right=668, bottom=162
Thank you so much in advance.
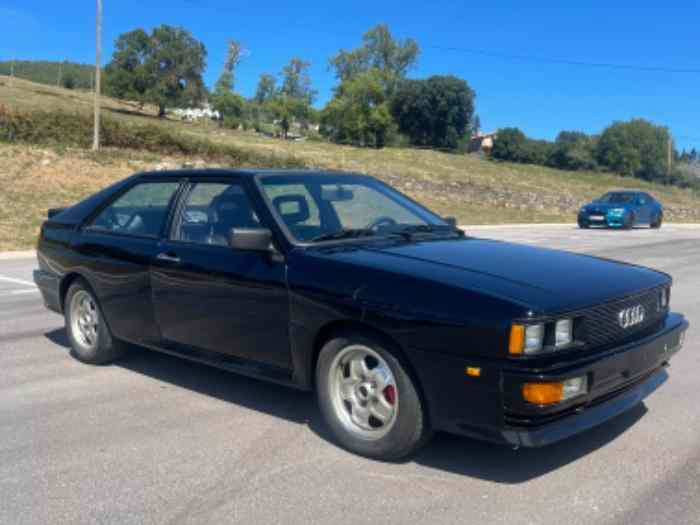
left=65, top=280, right=126, bottom=365
left=316, top=331, right=431, bottom=460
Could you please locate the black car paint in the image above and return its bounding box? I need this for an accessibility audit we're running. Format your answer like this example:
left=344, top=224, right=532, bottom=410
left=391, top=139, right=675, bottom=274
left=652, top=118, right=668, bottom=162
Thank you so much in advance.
left=34, top=169, right=688, bottom=447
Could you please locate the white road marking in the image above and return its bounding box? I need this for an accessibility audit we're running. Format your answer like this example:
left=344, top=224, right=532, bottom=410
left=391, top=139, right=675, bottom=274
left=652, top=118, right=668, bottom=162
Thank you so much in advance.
left=0, top=275, right=36, bottom=287
left=9, top=289, right=39, bottom=295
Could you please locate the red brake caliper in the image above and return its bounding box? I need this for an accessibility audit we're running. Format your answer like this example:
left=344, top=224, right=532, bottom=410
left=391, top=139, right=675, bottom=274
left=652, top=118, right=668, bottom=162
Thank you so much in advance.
left=383, top=385, right=396, bottom=405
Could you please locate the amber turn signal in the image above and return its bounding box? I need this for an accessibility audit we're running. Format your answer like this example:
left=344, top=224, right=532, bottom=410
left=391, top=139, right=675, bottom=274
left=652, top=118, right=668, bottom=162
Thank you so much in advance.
left=509, top=325, right=525, bottom=355
left=522, top=382, right=564, bottom=405
left=465, top=367, right=481, bottom=377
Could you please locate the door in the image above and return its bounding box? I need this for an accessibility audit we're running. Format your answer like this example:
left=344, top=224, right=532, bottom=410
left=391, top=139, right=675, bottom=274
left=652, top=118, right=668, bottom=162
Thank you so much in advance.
left=150, top=179, right=291, bottom=370
left=77, top=180, right=182, bottom=345
left=636, top=194, right=652, bottom=224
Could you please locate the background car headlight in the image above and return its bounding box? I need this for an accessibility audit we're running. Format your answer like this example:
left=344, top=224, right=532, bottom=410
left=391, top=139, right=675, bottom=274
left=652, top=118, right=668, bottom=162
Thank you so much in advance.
left=555, top=319, right=573, bottom=347
left=609, top=208, right=626, bottom=216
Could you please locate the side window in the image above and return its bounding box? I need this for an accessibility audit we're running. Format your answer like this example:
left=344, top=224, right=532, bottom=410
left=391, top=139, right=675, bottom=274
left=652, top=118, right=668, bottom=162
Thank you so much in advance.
left=638, top=194, right=648, bottom=205
left=88, top=182, right=180, bottom=238
left=175, top=182, right=260, bottom=246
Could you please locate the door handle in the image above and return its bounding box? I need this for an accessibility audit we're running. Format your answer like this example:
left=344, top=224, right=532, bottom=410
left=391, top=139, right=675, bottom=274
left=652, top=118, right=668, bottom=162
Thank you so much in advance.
left=156, top=252, right=181, bottom=264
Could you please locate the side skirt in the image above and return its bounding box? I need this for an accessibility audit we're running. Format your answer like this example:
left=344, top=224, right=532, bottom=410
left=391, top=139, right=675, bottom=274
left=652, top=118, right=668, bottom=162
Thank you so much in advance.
left=128, top=339, right=302, bottom=390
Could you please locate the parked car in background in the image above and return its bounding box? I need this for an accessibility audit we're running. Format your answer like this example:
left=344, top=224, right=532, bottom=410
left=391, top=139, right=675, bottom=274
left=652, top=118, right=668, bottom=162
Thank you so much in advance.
left=34, top=170, right=687, bottom=460
left=578, top=191, right=664, bottom=229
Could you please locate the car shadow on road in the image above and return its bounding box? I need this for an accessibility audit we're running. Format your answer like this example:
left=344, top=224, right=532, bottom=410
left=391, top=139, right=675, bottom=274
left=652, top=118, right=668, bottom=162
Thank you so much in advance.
left=45, top=328, right=649, bottom=484
left=412, top=403, right=647, bottom=483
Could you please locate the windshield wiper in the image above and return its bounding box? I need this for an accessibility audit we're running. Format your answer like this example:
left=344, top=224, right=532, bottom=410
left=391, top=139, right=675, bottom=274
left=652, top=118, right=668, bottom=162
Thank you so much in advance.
left=309, top=228, right=378, bottom=243
left=393, top=224, right=464, bottom=239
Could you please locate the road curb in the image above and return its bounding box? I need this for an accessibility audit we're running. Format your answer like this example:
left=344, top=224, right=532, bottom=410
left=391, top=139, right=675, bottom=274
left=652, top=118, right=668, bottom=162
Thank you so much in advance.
left=0, top=250, right=36, bottom=260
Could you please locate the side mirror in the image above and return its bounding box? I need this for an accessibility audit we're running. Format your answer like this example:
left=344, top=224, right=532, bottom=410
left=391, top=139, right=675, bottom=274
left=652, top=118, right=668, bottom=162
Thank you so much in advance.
left=444, top=216, right=458, bottom=228
left=229, top=228, right=273, bottom=251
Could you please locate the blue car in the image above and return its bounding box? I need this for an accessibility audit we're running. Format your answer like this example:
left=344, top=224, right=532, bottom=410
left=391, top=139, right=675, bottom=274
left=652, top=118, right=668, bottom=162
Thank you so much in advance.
left=578, top=190, right=663, bottom=229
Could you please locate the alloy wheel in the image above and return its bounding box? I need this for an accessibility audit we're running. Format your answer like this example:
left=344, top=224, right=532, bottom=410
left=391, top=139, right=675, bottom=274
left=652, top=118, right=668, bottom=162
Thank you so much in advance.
left=328, top=345, right=398, bottom=440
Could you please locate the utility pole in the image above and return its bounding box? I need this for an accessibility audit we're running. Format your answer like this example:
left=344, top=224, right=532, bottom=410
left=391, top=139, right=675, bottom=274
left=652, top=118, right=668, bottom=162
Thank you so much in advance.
left=93, top=0, right=102, bottom=151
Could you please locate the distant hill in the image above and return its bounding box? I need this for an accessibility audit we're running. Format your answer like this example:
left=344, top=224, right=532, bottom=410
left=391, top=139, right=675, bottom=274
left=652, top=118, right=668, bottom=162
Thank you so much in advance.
left=0, top=60, right=94, bottom=90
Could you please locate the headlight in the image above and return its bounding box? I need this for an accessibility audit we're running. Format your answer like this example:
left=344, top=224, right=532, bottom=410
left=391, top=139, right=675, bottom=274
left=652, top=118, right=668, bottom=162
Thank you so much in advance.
left=659, top=286, right=671, bottom=310
left=555, top=319, right=573, bottom=348
left=609, top=208, right=626, bottom=215
left=510, top=319, right=575, bottom=355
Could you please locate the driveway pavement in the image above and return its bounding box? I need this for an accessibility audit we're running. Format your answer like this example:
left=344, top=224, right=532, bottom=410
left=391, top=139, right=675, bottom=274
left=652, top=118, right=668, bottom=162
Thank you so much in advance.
left=0, top=225, right=698, bottom=525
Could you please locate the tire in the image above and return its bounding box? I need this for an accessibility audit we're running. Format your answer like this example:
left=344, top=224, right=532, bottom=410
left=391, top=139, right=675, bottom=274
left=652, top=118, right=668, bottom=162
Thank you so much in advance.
left=578, top=220, right=589, bottom=229
left=64, top=279, right=126, bottom=365
left=623, top=213, right=635, bottom=230
left=316, top=330, right=432, bottom=461
left=651, top=213, right=663, bottom=229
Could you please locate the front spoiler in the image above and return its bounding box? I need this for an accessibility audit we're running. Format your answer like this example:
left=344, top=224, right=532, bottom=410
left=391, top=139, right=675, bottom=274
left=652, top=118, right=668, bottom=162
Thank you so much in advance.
left=502, top=367, right=667, bottom=447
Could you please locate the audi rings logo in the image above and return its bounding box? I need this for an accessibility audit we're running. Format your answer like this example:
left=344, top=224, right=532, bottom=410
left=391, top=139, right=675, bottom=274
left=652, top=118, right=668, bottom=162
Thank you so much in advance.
left=619, top=305, right=646, bottom=329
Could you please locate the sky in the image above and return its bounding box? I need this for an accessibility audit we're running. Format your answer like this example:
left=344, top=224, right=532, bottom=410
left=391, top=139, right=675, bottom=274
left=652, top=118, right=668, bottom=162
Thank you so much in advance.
left=1, top=0, right=699, bottom=150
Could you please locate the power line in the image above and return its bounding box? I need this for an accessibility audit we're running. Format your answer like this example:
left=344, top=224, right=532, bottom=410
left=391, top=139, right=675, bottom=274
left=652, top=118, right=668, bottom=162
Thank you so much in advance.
left=432, top=46, right=700, bottom=74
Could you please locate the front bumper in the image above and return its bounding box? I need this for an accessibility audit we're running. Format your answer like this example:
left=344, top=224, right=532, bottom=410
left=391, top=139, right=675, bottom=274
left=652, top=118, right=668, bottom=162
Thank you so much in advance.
left=579, top=212, right=628, bottom=227
left=410, top=313, right=688, bottom=447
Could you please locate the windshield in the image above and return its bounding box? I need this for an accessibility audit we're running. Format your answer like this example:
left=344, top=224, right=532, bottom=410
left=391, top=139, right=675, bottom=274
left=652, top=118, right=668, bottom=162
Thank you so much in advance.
left=598, top=192, right=637, bottom=204
left=259, top=174, right=448, bottom=242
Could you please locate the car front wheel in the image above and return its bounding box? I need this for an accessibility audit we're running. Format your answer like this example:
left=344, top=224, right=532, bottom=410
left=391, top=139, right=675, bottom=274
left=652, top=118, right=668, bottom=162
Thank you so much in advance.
left=651, top=213, right=663, bottom=229
left=316, top=331, right=431, bottom=460
left=65, top=280, right=126, bottom=365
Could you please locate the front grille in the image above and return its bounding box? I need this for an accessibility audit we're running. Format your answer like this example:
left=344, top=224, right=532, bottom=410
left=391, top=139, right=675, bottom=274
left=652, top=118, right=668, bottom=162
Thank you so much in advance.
left=578, top=287, right=667, bottom=349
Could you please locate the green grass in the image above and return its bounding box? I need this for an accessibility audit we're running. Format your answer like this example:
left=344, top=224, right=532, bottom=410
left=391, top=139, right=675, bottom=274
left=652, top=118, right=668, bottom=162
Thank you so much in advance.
left=0, top=74, right=699, bottom=250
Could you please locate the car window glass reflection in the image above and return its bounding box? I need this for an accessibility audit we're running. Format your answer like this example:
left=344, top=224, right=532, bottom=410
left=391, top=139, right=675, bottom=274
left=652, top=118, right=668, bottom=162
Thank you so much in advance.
left=88, top=182, right=180, bottom=238
left=177, top=182, right=260, bottom=246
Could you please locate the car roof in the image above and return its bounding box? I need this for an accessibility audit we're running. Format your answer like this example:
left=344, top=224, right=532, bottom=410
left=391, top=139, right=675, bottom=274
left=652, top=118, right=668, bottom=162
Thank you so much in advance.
left=133, top=168, right=366, bottom=179
left=604, top=189, right=651, bottom=195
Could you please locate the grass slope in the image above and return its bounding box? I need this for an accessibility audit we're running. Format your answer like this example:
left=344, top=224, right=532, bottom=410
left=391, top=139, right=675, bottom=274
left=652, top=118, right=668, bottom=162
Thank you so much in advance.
left=0, top=75, right=698, bottom=250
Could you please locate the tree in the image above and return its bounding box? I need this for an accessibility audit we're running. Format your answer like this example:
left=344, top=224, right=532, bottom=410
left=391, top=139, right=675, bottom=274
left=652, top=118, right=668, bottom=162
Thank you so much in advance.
left=280, top=58, right=317, bottom=104
left=329, top=24, right=419, bottom=97
left=105, top=25, right=207, bottom=117
left=491, top=128, right=528, bottom=161
left=254, top=73, right=276, bottom=105
left=214, top=40, right=243, bottom=94
left=547, top=130, right=597, bottom=170
left=596, top=119, right=670, bottom=181
left=391, top=75, right=475, bottom=150
left=210, top=91, right=245, bottom=128
left=320, top=69, right=393, bottom=148
left=472, top=114, right=481, bottom=135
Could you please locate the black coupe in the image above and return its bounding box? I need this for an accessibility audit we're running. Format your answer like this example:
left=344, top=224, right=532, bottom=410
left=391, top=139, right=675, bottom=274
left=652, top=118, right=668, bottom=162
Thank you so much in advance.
left=34, top=169, right=688, bottom=460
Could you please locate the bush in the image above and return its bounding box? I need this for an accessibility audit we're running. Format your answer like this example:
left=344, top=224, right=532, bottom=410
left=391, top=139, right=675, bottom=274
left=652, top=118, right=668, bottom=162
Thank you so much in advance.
left=0, top=106, right=304, bottom=168
left=222, top=116, right=240, bottom=130
left=596, top=119, right=669, bottom=182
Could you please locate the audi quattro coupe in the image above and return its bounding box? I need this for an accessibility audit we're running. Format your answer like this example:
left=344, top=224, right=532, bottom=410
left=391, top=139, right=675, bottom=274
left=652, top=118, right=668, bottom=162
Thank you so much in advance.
left=34, top=170, right=688, bottom=460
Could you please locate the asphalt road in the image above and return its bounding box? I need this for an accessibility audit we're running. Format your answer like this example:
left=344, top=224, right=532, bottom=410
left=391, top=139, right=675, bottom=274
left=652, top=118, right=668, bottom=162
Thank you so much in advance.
left=1, top=225, right=698, bottom=525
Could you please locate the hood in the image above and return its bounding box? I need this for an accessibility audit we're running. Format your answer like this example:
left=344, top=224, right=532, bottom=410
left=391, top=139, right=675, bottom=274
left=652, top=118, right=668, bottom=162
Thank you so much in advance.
left=313, top=237, right=669, bottom=314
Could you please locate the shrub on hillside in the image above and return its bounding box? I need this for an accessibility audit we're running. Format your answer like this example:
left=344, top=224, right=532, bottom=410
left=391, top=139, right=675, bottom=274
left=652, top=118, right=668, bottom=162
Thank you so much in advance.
left=595, top=119, right=669, bottom=182
left=0, top=106, right=303, bottom=167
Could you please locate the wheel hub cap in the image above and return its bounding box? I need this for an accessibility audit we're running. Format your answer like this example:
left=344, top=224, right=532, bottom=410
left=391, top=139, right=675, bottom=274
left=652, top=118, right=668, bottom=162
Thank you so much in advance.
left=329, top=345, right=399, bottom=440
